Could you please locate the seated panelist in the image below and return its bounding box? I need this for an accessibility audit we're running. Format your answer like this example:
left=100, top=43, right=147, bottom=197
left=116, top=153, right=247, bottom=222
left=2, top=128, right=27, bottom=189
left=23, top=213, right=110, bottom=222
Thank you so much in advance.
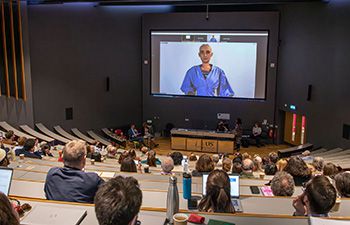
left=44, top=140, right=104, bottom=203
left=128, top=124, right=144, bottom=144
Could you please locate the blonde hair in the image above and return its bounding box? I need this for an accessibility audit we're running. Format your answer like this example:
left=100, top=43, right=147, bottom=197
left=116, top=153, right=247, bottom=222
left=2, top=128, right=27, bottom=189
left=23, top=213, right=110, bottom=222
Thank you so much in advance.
left=63, top=140, right=87, bottom=167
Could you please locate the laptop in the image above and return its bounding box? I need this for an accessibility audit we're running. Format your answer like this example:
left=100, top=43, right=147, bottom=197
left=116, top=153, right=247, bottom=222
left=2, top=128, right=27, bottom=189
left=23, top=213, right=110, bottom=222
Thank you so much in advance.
left=202, top=174, right=243, bottom=212
left=0, top=167, right=13, bottom=196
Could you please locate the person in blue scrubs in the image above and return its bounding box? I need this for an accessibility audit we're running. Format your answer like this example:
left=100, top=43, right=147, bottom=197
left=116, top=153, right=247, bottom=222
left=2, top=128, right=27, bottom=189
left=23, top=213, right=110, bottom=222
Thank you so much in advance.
left=181, top=44, right=234, bottom=97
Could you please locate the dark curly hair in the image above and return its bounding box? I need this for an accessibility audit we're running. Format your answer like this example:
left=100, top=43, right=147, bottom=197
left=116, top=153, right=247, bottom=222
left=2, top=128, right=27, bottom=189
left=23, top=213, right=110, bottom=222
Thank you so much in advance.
left=170, top=152, right=183, bottom=166
left=283, top=156, right=311, bottom=177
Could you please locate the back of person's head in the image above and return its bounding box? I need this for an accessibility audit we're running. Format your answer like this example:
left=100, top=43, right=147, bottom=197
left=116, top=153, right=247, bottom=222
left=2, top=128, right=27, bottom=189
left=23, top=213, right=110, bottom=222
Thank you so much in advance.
left=268, top=152, right=279, bottom=164
left=304, top=175, right=336, bottom=215
left=323, top=162, right=339, bottom=177
left=118, top=151, right=129, bottom=164
left=189, top=153, right=197, bottom=161
left=284, top=156, right=311, bottom=177
left=241, top=152, right=250, bottom=160
left=270, top=171, right=295, bottom=196
left=276, top=159, right=288, bottom=172
left=128, top=149, right=136, bottom=159
left=264, top=163, right=277, bottom=175
left=231, top=162, right=242, bottom=174
left=63, top=140, right=87, bottom=169
left=236, top=118, right=242, bottom=125
left=198, top=169, right=234, bottom=213
left=0, top=192, right=20, bottom=225
left=335, top=172, right=350, bottom=198
left=161, top=157, right=174, bottom=174
left=212, top=154, right=220, bottom=164
left=0, top=148, right=9, bottom=167
left=312, top=157, right=324, bottom=172
left=170, top=151, right=183, bottom=165
left=23, top=139, right=36, bottom=152
left=95, top=176, right=142, bottom=225
left=222, top=158, right=232, bottom=173
left=5, top=130, right=14, bottom=140
left=242, top=158, right=254, bottom=172
left=253, top=155, right=262, bottom=171
left=17, top=137, right=27, bottom=146
left=120, top=157, right=137, bottom=173
left=232, top=156, right=242, bottom=164
left=147, top=150, right=157, bottom=167
left=196, top=154, right=214, bottom=173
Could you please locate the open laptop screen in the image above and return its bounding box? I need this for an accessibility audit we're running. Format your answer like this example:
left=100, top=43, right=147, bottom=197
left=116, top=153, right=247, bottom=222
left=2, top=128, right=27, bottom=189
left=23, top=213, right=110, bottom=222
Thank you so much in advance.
left=0, top=167, right=13, bottom=195
left=202, top=174, right=240, bottom=198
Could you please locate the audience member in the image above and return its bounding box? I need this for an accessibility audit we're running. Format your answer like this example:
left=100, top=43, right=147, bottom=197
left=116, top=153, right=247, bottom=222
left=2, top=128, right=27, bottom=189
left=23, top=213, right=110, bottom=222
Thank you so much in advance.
left=216, top=120, right=229, bottom=132
left=242, top=152, right=250, bottom=160
left=252, top=122, right=262, bottom=147
left=44, top=140, right=104, bottom=203
left=189, top=153, right=197, bottom=161
left=0, top=192, right=20, bottom=225
left=3, top=130, right=15, bottom=145
left=0, top=148, right=9, bottom=167
left=268, top=152, right=279, bottom=164
left=253, top=155, right=263, bottom=172
left=241, top=158, right=254, bottom=178
left=231, top=162, right=242, bottom=174
left=120, top=157, right=137, bottom=172
left=12, top=137, right=26, bottom=153
left=212, top=154, right=220, bottom=165
left=334, top=172, right=350, bottom=198
left=146, top=150, right=157, bottom=167
left=170, top=151, right=183, bottom=166
left=15, top=139, right=42, bottom=159
left=192, top=154, right=215, bottom=177
left=95, top=176, right=142, bottom=225
left=222, top=158, right=232, bottom=173
left=323, top=162, right=339, bottom=178
left=293, top=175, right=336, bottom=217
left=276, top=159, right=288, bottom=172
left=271, top=171, right=295, bottom=196
left=284, top=156, right=311, bottom=186
left=161, top=157, right=174, bottom=175
left=118, top=150, right=129, bottom=164
left=38, top=143, right=53, bottom=157
left=198, top=169, right=235, bottom=213
left=264, top=163, right=277, bottom=175
left=312, top=157, right=324, bottom=175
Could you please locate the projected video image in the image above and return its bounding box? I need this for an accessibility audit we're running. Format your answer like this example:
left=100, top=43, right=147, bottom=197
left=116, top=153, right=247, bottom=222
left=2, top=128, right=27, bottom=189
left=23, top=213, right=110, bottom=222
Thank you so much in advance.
left=151, top=31, right=268, bottom=99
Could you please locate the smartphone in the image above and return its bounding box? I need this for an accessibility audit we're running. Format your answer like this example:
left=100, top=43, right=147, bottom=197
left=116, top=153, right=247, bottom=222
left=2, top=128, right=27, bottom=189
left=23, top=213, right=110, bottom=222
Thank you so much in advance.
left=250, top=186, right=260, bottom=194
left=187, top=198, right=198, bottom=210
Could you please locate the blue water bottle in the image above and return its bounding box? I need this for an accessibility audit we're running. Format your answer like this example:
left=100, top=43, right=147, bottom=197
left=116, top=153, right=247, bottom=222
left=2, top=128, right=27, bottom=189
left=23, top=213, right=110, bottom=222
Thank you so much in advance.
left=183, top=172, right=192, bottom=200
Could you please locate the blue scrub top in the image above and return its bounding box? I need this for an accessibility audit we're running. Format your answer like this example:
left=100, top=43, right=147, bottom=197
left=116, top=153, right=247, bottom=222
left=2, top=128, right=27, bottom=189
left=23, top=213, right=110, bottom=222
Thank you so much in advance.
left=180, top=65, right=234, bottom=97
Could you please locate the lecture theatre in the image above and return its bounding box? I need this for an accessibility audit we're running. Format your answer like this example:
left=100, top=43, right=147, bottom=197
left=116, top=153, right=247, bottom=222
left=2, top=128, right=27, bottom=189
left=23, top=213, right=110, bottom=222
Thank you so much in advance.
left=0, top=0, right=350, bottom=224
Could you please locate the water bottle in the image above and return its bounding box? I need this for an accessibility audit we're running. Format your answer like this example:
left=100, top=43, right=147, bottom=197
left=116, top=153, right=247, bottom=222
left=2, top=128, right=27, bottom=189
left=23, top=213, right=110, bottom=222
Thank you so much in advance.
left=183, top=172, right=192, bottom=200
left=166, top=176, right=179, bottom=224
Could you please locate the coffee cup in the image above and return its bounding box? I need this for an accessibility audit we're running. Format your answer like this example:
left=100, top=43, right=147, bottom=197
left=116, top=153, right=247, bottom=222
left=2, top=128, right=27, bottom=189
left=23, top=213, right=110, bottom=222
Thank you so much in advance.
left=19, top=154, right=25, bottom=160
left=259, top=173, right=265, bottom=179
left=91, top=159, right=95, bottom=165
left=173, top=213, right=188, bottom=225
left=144, top=165, right=149, bottom=173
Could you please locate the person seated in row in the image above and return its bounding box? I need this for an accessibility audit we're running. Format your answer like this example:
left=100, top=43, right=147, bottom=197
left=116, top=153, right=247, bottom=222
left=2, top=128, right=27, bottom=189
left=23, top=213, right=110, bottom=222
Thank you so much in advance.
left=192, top=154, right=215, bottom=177
left=2, top=130, right=16, bottom=145
left=312, top=157, right=324, bottom=175
left=251, top=122, right=263, bottom=147
left=323, top=162, right=340, bottom=179
left=271, top=171, right=295, bottom=196
left=12, top=136, right=26, bottom=153
left=241, top=158, right=255, bottom=178
left=0, top=192, right=20, bottom=225
left=170, top=151, right=183, bottom=166
left=265, top=163, right=277, bottom=175
left=284, top=156, right=311, bottom=186
left=199, top=169, right=235, bottom=213
left=142, top=121, right=158, bottom=148
left=128, top=124, right=145, bottom=144
left=231, top=162, right=242, bottom=174
left=15, top=139, right=42, bottom=159
left=222, top=158, right=232, bottom=173
left=120, top=157, right=137, bottom=173
left=161, top=157, right=174, bottom=175
left=37, top=143, right=54, bottom=157
left=293, top=175, right=336, bottom=217
left=95, top=176, right=142, bottom=225
left=335, top=172, right=350, bottom=198
left=45, top=140, right=104, bottom=203
left=0, top=148, right=10, bottom=167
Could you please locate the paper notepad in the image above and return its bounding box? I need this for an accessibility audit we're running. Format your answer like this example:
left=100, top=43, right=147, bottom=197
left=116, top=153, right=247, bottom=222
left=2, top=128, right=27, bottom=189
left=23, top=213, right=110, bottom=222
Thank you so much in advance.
left=208, top=219, right=235, bottom=225
left=260, top=186, right=274, bottom=196
left=21, top=205, right=87, bottom=225
left=100, top=172, right=115, bottom=178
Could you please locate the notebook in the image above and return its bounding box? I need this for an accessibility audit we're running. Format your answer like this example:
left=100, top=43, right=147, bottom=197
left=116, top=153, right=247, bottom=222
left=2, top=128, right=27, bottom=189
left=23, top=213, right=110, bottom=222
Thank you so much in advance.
left=202, top=174, right=243, bottom=212
left=21, top=205, right=87, bottom=225
left=0, top=167, right=13, bottom=195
